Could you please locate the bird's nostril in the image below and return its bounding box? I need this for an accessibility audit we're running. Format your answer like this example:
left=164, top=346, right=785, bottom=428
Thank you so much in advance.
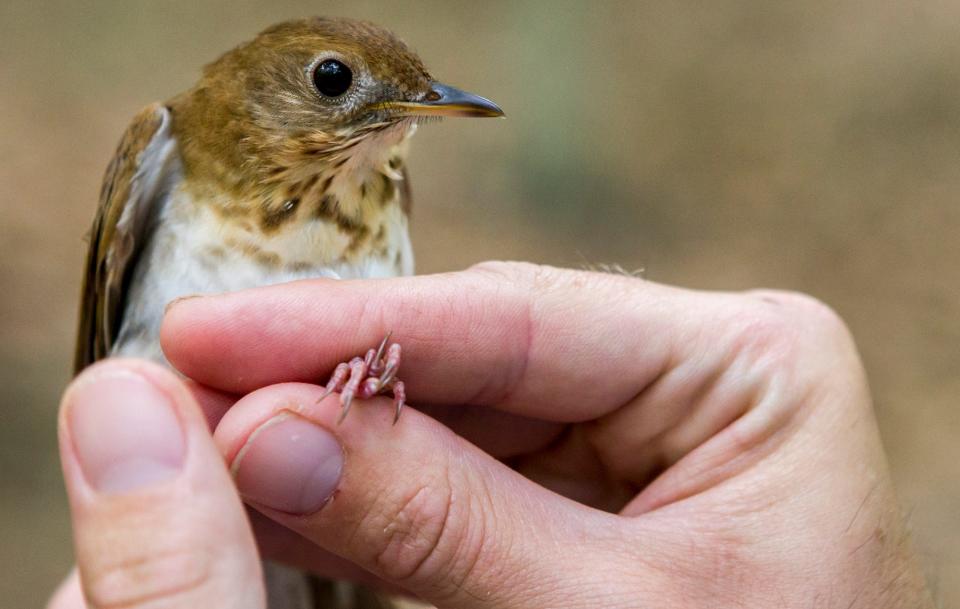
left=425, top=90, right=442, bottom=102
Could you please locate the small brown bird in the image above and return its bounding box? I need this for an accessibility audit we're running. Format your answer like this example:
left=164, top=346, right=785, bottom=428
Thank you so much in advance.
left=73, top=16, right=502, bottom=609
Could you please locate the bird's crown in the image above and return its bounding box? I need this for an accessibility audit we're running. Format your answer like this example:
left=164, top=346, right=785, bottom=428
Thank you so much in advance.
left=205, top=17, right=435, bottom=134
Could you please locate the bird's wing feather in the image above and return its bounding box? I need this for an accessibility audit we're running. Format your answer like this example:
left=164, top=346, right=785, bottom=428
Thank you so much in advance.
left=73, top=103, right=178, bottom=374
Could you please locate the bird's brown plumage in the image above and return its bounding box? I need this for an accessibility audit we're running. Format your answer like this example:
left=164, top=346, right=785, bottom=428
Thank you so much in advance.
left=74, top=16, right=501, bottom=609
left=168, top=17, right=431, bottom=214
left=74, top=103, right=175, bottom=373
left=75, top=17, right=429, bottom=375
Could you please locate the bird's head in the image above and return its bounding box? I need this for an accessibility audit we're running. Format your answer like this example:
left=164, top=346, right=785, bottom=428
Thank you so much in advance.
left=173, top=16, right=502, bottom=191
left=236, top=17, right=503, bottom=130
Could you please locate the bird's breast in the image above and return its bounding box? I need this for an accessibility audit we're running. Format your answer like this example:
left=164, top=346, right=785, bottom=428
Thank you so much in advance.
left=112, top=181, right=413, bottom=363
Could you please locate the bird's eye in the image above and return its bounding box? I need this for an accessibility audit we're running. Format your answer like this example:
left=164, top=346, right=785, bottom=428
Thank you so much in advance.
left=313, top=59, right=352, bottom=97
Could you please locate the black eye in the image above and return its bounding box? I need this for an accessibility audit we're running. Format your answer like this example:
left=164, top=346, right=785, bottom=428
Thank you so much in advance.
left=313, top=59, right=352, bottom=97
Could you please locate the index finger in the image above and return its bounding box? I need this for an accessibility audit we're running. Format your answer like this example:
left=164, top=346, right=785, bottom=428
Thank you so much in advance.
left=161, top=262, right=690, bottom=420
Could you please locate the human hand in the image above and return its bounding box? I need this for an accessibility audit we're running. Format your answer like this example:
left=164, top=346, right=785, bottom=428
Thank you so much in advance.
left=161, top=262, right=935, bottom=608
left=53, top=262, right=934, bottom=608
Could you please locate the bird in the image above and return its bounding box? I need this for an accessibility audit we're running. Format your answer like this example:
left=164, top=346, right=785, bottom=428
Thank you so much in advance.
left=73, top=16, right=503, bottom=609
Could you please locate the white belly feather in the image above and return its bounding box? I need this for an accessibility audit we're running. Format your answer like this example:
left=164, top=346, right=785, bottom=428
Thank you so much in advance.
left=113, top=187, right=414, bottom=363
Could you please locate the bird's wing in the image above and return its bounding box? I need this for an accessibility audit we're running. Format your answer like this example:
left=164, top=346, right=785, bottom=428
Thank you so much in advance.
left=73, top=103, right=179, bottom=374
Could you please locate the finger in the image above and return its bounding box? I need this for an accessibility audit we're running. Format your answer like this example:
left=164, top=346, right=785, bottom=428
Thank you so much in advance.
left=46, top=569, right=84, bottom=609
left=246, top=510, right=407, bottom=594
left=163, top=262, right=689, bottom=420
left=213, top=382, right=648, bottom=609
left=415, top=403, right=561, bottom=458
left=59, top=359, right=264, bottom=609
left=183, top=379, right=237, bottom=431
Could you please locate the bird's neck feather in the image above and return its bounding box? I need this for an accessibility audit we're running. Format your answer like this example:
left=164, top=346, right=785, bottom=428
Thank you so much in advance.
left=169, top=89, right=415, bottom=241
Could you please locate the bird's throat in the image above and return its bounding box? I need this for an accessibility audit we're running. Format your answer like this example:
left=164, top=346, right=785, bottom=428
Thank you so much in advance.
left=175, top=120, right=415, bottom=272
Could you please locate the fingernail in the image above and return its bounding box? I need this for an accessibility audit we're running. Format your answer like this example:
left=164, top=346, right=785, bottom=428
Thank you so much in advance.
left=164, top=293, right=202, bottom=315
left=66, top=368, right=186, bottom=494
left=231, top=412, right=343, bottom=515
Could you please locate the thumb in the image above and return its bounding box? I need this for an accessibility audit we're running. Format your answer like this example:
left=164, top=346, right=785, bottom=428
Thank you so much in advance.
left=58, top=360, right=264, bottom=609
left=214, top=382, right=636, bottom=609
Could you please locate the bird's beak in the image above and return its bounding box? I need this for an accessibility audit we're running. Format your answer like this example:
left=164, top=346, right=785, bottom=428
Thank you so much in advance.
left=384, top=82, right=504, bottom=118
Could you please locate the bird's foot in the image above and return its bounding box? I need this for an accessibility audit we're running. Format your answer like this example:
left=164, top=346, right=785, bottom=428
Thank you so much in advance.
left=317, top=332, right=405, bottom=424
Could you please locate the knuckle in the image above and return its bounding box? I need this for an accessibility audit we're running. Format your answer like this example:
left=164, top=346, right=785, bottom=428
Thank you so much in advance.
left=751, top=289, right=846, bottom=329
left=469, top=260, right=565, bottom=290
left=470, top=260, right=594, bottom=300
left=369, top=477, right=458, bottom=583
left=732, top=290, right=851, bottom=359
left=365, top=469, right=495, bottom=598
left=725, top=300, right=800, bottom=361
left=468, top=260, right=534, bottom=281
left=83, top=548, right=212, bottom=609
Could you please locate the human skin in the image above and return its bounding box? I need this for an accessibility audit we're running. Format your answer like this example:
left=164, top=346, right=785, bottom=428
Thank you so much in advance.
left=51, top=262, right=934, bottom=608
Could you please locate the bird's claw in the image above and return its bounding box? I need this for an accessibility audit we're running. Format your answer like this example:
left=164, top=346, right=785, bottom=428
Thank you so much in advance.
left=318, top=333, right=405, bottom=425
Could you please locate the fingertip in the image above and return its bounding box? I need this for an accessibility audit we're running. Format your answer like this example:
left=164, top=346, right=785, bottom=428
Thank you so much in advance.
left=159, top=296, right=218, bottom=381
left=70, top=358, right=182, bottom=394
left=61, top=359, right=191, bottom=496
left=46, top=568, right=83, bottom=609
left=160, top=287, right=328, bottom=392
left=60, top=359, right=266, bottom=608
left=66, top=358, right=206, bottom=431
left=212, top=383, right=342, bottom=466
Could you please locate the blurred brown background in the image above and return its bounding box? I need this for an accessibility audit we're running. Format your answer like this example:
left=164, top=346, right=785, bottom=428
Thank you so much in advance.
left=1, top=0, right=957, bottom=606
